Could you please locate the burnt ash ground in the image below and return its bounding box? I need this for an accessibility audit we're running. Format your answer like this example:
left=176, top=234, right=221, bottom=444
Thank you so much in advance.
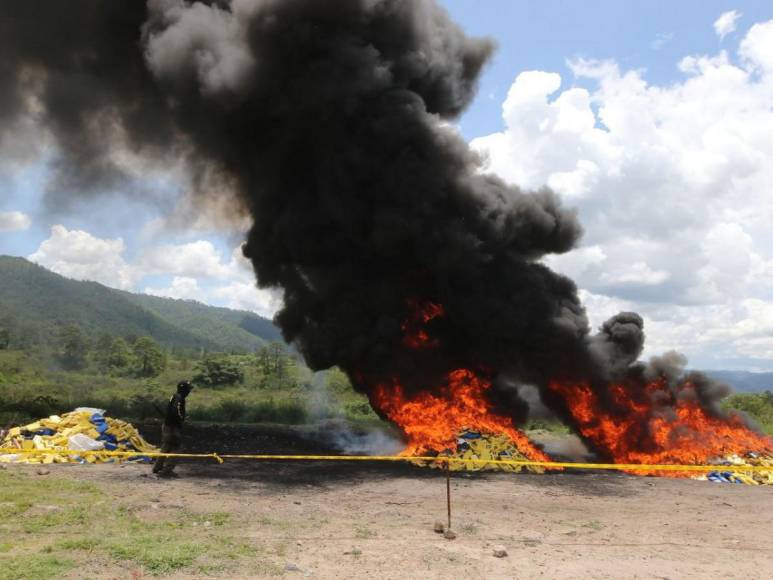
left=133, top=422, right=633, bottom=497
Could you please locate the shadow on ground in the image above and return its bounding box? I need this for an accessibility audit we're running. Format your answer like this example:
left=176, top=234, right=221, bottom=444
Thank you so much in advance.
left=131, top=422, right=640, bottom=498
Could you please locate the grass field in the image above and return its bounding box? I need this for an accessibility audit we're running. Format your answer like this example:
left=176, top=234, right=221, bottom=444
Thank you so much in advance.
left=0, top=468, right=280, bottom=579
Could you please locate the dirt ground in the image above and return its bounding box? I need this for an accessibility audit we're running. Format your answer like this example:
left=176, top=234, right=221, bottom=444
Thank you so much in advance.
left=7, top=425, right=773, bottom=579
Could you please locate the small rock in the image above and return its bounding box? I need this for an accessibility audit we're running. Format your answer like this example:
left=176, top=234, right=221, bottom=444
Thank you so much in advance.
left=36, top=468, right=50, bottom=476
left=492, top=545, right=508, bottom=558
left=285, top=563, right=302, bottom=572
left=443, top=530, right=457, bottom=540
left=433, top=521, right=445, bottom=534
left=294, top=501, right=302, bottom=505
left=203, top=521, right=212, bottom=528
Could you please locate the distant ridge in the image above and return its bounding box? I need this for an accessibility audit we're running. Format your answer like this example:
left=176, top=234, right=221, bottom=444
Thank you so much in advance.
left=704, top=370, right=773, bottom=394
left=0, top=255, right=281, bottom=352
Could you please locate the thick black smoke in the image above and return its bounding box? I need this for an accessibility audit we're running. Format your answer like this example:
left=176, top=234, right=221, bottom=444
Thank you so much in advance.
left=2, top=1, right=747, bottom=445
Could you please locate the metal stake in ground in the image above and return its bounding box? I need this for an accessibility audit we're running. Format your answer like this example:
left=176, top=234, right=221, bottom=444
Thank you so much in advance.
left=442, top=460, right=456, bottom=539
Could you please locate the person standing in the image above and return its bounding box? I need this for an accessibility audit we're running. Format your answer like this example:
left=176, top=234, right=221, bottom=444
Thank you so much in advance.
left=152, top=380, right=193, bottom=478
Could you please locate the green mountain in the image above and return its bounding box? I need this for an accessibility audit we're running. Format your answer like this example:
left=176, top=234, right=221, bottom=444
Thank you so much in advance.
left=0, top=255, right=281, bottom=352
left=705, top=370, right=773, bottom=394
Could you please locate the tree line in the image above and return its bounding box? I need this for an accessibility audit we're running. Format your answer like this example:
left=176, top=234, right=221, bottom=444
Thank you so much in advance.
left=0, top=319, right=303, bottom=390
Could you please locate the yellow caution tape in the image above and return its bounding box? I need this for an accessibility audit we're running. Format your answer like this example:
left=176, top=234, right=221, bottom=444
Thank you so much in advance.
left=1, top=447, right=772, bottom=473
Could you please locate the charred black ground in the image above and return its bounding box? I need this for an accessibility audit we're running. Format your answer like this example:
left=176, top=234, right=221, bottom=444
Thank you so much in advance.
left=1, top=1, right=750, bottom=449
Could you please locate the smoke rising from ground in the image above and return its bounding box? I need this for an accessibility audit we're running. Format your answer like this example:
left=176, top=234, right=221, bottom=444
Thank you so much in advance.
left=1, top=1, right=752, bottom=451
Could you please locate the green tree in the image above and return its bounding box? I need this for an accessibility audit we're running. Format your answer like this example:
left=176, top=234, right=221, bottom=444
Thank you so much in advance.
left=0, top=314, right=16, bottom=350
left=193, top=356, right=244, bottom=387
left=60, top=325, right=89, bottom=370
left=256, top=345, right=271, bottom=375
left=326, top=367, right=353, bottom=393
left=92, top=332, right=113, bottom=369
left=269, top=341, right=288, bottom=379
left=133, top=336, right=166, bottom=377
left=257, top=341, right=293, bottom=388
left=723, top=390, right=773, bottom=435
left=108, top=337, right=133, bottom=371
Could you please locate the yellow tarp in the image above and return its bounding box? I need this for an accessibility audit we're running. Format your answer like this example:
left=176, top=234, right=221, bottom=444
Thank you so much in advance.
left=414, top=430, right=546, bottom=473
left=695, top=453, right=773, bottom=485
left=0, top=410, right=158, bottom=464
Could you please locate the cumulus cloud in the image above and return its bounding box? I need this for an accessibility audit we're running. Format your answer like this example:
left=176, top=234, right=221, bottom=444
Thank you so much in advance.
left=138, top=239, right=233, bottom=279
left=0, top=211, right=32, bottom=233
left=28, top=225, right=135, bottom=289
left=714, top=10, right=742, bottom=40
left=739, top=20, right=773, bottom=72
left=473, top=19, right=773, bottom=368
left=144, top=276, right=205, bottom=301
left=212, top=281, right=282, bottom=319
left=210, top=246, right=283, bottom=318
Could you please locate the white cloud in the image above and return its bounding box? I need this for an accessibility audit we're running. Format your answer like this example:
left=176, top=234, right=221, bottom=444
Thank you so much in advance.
left=600, top=262, right=670, bottom=286
left=212, top=281, right=281, bottom=319
left=139, top=240, right=232, bottom=279
left=739, top=20, right=773, bottom=72
left=714, top=10, right=742, bottom=40
left=144, top=276, right=205, bottom=301
left=208, top=245, right=283, bottom=317
left=28, top=225, right=135, bottom=289
left=473, top=19, right=773, bottom=368
left=0, top=211, right=32, bottom=233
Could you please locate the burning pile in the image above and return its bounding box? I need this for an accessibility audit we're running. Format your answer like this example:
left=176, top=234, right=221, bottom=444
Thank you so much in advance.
left=3, top=0, right=772, bottom=480
left=413, top=429, right=547, bottom=474
left=547, top=378, right=773, bottom=471
left=0, top=409, right=157, bottom=464
left=372, top=365, right=549, bottom=474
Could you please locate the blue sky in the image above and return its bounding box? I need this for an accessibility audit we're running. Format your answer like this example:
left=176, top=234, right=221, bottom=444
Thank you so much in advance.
left=443, top=0, right=773, bottom=137
left=2, top=1, right=773, bottom=371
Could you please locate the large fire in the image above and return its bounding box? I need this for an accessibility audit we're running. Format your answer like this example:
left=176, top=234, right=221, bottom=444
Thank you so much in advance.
left=371, top=368, right=550, bottom=460
left=366, top=299, right=772, bottom=476
left=548, top=380, right=773, bottom=468
left=371, top=299, right=549, bottom=460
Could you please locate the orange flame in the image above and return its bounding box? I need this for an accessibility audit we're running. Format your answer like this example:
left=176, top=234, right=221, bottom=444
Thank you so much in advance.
left=549, top=380, right=773, bottom=474
left=372, top=368, right=550, bottom=460
left=401, top=299, right=444, bottom=348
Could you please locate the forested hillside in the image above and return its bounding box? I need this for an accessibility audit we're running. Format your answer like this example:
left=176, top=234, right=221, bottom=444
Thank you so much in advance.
left=0, top=256, right=279, bottom=352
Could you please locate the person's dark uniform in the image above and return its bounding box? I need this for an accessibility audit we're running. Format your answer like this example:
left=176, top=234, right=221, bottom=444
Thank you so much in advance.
left=152, top=380, right=193, bottom=477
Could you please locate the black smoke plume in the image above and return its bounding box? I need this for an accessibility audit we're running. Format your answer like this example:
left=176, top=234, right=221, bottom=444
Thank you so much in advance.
left=2, top=1, right=760, bottom=453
